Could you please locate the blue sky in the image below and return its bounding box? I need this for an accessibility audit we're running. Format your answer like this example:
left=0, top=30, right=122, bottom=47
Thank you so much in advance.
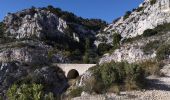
left=0, top=0, right=143, bottom=23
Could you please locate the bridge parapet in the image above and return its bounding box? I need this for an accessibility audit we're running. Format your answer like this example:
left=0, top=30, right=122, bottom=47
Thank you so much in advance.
left=53, top=63, right=96, bottom=78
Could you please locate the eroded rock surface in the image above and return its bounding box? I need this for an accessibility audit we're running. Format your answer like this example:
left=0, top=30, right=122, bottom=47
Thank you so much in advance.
left=4, top=8, right=67, bottom=39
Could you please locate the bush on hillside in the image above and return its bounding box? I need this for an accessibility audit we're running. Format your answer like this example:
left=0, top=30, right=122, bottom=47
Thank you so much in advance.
left=143, top=40, right=161, bottom=54
left=139, top=60, right=163, bottom=76
left=97, top=43, right=112, bottom=56
left=155, top=23, right=170, bottom=33
left=0, top=22, right=5, bottom=38
left=88, top=62, right=146, bottom=93
left=7, top=84, right=55, bottom=100
left=136, top=7, right=144, bottom=12
left=124, top=11, right=131, bottom=20
left=47, top=5, right=107, bottom=31
left=150, top=0, right=157, bottom=5
left=143, top=29, right=158, bottom=37
left=156, top=44, right=170, bottom=60
left=112, top=33, right=121, bottom=49
left=125, top=64, right=145, bottom=90
left=69, top=87, right=83, bottom=98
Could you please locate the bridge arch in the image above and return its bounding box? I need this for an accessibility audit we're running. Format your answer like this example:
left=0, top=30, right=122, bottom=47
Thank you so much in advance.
left=55, top=64, right=96, bottom=78
left=67, top=69, right=79, bottom=79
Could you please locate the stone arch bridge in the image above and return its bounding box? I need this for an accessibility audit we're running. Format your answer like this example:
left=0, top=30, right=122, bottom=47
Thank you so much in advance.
left=53, top=64, right=96, bottom=79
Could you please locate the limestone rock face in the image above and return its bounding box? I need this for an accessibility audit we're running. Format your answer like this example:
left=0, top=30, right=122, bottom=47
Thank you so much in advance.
left=0, top=40, right=69, bottom=65
left=97, top=0, right=170, bottom=46
left=106, top=0, right=170, bottom=38
left=99, top=45, right=156, bottom=64
left=99, top=0, right=170, bottom=64
left=4, top=8, right=67, bottom=39
left=99, top=31, right=170, bottom=64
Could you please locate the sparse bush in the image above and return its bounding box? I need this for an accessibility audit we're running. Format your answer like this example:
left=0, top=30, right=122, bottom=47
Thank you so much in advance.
left=112, top=33, right=121, bottom=49
left=136, top=7, right=144, bottom=12
left=122, top=35, right=142, bottom=43
left=98, top=43, right=112, bottom=56
left=125, top=64, right=145, bottom=90
left=82, top=76, right=98, bottom=94
left=89, top=62, right=146, bottom=93
left=107, top=84, right=120, bottom=95
left=69, top=87, right=83, bottom=98
left=7, top=84, right=55, bottom=100
left=143, top=40, right=160, bottom=54
left=83, top=38, right=90, bottom=63
left=124, top=11, right=131, bottom=20
left=47, top=5, right=107, bottom=31
left=156, top=44, right=170, bottom=60
left=143, top=29, right=158, bottom=37
left=139, top=61, right=162, bottom=76
left=155, top=23, right=170, bottom=33
left=150, top=0, right=157, bottom=5
left=44, top=92, right=55, bottom=100
left=0, top=22, right=5, bottom=38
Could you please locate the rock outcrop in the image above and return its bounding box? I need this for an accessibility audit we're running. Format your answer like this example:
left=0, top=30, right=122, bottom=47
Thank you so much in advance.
left=4, top=8, right=67, bottom=39
left=99, top=30, right=170, bottom=64
left=99, top=0, right=170, bottom=64
left=105, top=0, right=170, bottom=38
left=0, top=62, right=68, bottom=97
left=96, top=0, right=170, bottom=46
left=0, top=40, right=69, bottom=65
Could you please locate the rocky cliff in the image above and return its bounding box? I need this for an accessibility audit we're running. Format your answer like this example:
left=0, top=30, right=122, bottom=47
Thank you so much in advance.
left=99, top=0, right=170, bottom=64
left=106, top=0, right=170, bottom=38
left=4, top=8, right=67, bottom=39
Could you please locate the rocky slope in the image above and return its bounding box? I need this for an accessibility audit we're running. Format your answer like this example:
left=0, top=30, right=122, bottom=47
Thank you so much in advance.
left=0, top=6, right=107, bottom=98
left=105, top=0, right=170, bottom=39
left=1, top=7, right=107, bottom=64
left=4, top=8, right=67, bottom=39
left=96, top=0, right=170, bottom=45
left=99, top=0, right=170, bottom=64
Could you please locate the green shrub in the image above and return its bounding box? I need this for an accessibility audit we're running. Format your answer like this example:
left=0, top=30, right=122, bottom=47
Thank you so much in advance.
left=122, top=35, right=142, bottom=43
left=139, top=61, right=162, bottom=76
left=150, top=0, right=157, bottom=5
left=97, top=43, right=112, bottom=56
left=155, top=23, right=170, bottom=33
left=89, top=62, right=146, bottom=93
left=47, top=5, right=107, bottom=31
left=83, top=38, right=90, bottom=63
left=44, top=92, right=55, bottom=100
left=143, top=40, right=160, bottom=54
left=69, top=87, right=83, bottom=98
left=143, top=29, right=158, bottom=37
left=124, top=11, right=131, bottom=20
left=100, top=62, right=125, bottom=87
left=7, top=84, right=55, bottom=100
left=136, top=7, right=144, bottom=12
left=125, top=64, right=145, bottom=90
left=0, top=22, right=5, bottom=38
left=112, top=33, right=121, bottom=49
left=156, top=44, right=170, bottom=60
